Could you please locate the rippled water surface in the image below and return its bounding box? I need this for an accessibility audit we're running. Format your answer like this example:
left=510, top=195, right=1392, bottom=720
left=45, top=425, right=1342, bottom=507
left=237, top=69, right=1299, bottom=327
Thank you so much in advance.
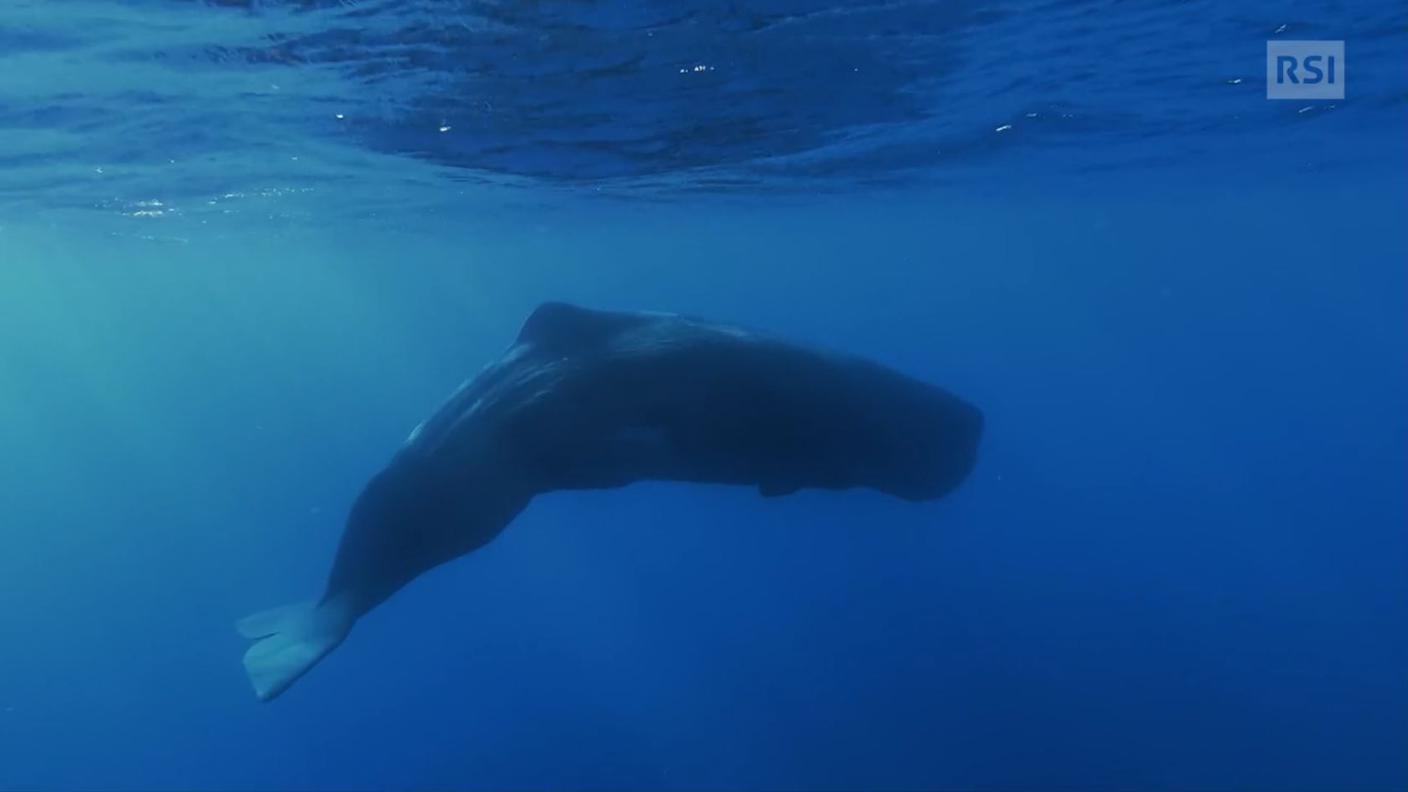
left=2, top=0, right=1404, bottom=216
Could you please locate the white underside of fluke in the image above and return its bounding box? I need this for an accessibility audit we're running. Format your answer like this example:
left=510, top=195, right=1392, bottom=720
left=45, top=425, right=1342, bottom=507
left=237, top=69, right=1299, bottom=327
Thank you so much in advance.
left=237, top=594, right=355, bottom=702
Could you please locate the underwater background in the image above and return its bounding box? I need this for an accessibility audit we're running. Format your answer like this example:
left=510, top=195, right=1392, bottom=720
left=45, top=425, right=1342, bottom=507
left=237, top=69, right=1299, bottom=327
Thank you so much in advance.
left=1, top=1, right=1405, bottom=789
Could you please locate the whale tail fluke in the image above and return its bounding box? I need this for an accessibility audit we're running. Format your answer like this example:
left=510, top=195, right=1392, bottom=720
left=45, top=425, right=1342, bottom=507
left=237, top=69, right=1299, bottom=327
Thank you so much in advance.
left=237, top=596, right=355, bottom=702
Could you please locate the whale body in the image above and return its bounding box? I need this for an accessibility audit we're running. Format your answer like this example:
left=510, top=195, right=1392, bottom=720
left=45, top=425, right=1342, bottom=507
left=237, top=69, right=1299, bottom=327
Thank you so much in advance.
left=238, top=302, right=983, bottom=701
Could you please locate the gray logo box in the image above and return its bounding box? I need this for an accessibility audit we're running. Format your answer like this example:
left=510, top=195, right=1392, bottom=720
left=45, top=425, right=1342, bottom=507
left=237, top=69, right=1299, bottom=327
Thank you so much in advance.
left=1267, top=40, right=1345, bottom=99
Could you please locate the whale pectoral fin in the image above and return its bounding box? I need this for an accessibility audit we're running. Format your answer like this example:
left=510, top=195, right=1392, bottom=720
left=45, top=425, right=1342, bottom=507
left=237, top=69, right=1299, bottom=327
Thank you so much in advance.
left=237, top=596, right=355, bottom=702
left=758, top=481, right=800, bottom=497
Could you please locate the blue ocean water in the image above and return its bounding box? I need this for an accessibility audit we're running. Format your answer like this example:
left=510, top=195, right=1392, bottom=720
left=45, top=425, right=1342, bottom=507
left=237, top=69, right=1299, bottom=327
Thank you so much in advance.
left=1, top=1, right=1406, bottom=789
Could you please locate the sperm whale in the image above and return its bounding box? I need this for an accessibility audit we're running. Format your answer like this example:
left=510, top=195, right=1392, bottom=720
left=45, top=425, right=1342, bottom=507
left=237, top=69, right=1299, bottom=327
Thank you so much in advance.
left=237, top=302, right=983, bottom=701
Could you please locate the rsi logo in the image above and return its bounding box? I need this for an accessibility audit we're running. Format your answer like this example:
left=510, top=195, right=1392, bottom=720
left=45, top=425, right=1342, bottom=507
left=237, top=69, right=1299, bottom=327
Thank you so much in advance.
left=1267, top=40, right=1345, bottom=99
left=1276, top=53, right=1336, bottom=85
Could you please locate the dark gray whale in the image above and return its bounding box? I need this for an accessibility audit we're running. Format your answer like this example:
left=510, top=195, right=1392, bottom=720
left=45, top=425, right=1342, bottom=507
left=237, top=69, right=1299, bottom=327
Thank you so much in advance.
left=238, top=302, right=983, bottom=701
